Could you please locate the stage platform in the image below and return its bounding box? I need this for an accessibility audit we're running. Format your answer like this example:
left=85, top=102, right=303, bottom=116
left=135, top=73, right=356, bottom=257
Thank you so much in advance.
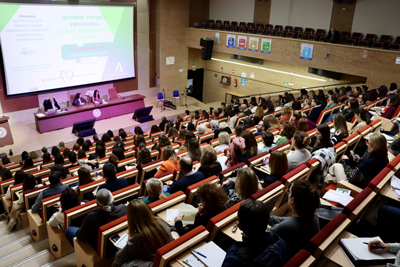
left=3, top=92, right=202, bottom=159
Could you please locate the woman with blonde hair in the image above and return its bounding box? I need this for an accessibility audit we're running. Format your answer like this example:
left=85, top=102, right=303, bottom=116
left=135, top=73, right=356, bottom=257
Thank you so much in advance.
left=227, top=168, right=260, bottom=207
left=197, top=146, right=222, bottom=178
left=113, top=200, right=173, bottom=266
left=331, top=113, right=349, bottom=146
left=279, top=106, right=291, bottom=124
left=141, top=178, right=170, bottom=205
left=152, top=135, right=171, bottom=150
left=154, top=146, right=179, bottom=177
left=58, top=142, right=65, bottom=151
left=253, top=107, right=264, bottom=125
left=265, top=116, right=281, bottom=131
left=287, top=131, right=312, bottom=171
left=176, top=128, right=187, bottom=142
left=302, top=98, right=312, bottom=109
left=325, top=133, right=388, bottom=188
left=167, top=127, right=178, bottom=139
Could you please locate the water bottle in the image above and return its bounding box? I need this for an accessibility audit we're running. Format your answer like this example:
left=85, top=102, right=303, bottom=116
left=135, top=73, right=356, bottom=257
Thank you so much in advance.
left=95, top=171, right=98, bottom=178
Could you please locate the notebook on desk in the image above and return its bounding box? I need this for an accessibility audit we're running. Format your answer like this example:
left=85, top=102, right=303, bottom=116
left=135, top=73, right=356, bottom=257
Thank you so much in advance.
left=185, top=241, right=226, bottom=267
left=339, top=237, right=396, bottom=266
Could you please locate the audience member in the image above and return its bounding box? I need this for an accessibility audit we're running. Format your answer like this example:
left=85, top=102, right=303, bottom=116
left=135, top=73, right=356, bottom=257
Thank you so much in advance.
left=186, top=122, right=195, bottom=132
left=77, top=167, right=95, bottom=186
left=350, top=108, right=371, bottom=134
left=293, top=111, right=316, bottom=131
left=222, top=199, right=287, bottom=266
left=159, top=116, right=168, bottom=132
left=376, top=204, right=400, bottom=243
left=258, top=132, right=275, bottom=154
left=0, top=168, right=13, bottom=181
left=197, top=146, right=222, bottom=178
left=188, top=138, right=201, bottom=162
left=261, top=151, right=288, bottom=187
left=176, top=129, right=187, bottom=141
left=51, top=147, right=60, bottom=157
left=98, top=163, right=129, bottom=193
left=327, top=27, right=340, bottom=43
left=95, top=145, right=106, bottom=159
left=5, top=170, right=25, bottom=200
left=216, top=132, right=230, bottom=153
left=312, top=124, right=332, bottom=153
left=358, top=93, right=369, bottom=107
left=343, top=99, right=359, bottom=122
left=196, top=124, right=206, bottom=137
left=331, top=113, right=349, bottom=145
left=31, top=172, right=68, bottom=213
left=154, top=146, right=180, bottom=177
left=140, top=178, right=170, bottom=205
left=67, top=189, right=127, bottom=248
left=279, top=106, right=291, bottom=124
left=253, top=107, right=264, bottom=125
left=49, top=187, right=80, bottom=229
left=292, top=101, right=302, bottom=111
left=276, top=121, right=296, bottom=146
left=150, top=125, right=161, bottom=134
left=287, top=131, right=311, bottom=171
left=174, top=183, right=226, bottom=236
left=306, top=97, right=324, bottom=123
left=297, top=118, right=309, bottom=132
left=269, top=180, right=320, bottom=258
left=109, top=154, right=126, bottom=173
left=325, top=95, right=338, bottom=109
left=254, top=120, right=270, bottom=137
left=113, top=200, right=173, bottom=266
left=167, top=156, right=204, bottom=194
left=152, top=135, right=171, bottom=150
left=136, top=148, right=152, bottom=168
left=42, top=152, right=51, bottom=164
left=77, top=149, right=86, bottom=159
left=178, top=131, right=195, bottom=152
left=377, top=94, right=400, bottom=119
left=325, top=133, right=388, bottom=188
left=101, top=133, right=111, bottom=143
left=22, top=157, right=34, bottom=170
left=167, top=127, right=178, bottom=139
left=227, top=168, right=259, bottom=207
left=135, top=134, right=146, bottom=147
left=265, top=116, right=281, bottom=132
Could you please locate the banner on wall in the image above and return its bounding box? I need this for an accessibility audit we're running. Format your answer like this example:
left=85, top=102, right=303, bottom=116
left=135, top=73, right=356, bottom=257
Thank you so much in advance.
left=237, top=36, right=247, bottom=50
left=300, top=44, right=313, bottom=60
left=261, top=39, right=271, bottom=54
left=248, top=37, right=259, bottom=52
left=226, top=34, right=236, bottom=48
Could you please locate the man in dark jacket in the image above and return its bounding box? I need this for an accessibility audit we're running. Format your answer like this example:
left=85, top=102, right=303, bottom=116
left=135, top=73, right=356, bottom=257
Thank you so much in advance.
left=167, top=156, right=204, bottom=194
left=43, top=97, right=61, bottom=111
left=306, top=97, right=324, bottom=124
left=98, top=163, right=129, bottom=193
left=327, top=28, right=340, bottom=44
left=222, top=199, right=287, bottom=266
left=31, top=171, right=68, bottom=213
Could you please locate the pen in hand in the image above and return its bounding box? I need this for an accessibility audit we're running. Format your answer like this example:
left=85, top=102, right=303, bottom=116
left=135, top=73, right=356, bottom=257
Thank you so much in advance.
left=363, top=242, right=386, bottom=249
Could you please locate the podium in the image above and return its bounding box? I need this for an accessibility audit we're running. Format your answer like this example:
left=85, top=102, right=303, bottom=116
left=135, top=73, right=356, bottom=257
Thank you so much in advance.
left=0, top=117, right=14, bottom=147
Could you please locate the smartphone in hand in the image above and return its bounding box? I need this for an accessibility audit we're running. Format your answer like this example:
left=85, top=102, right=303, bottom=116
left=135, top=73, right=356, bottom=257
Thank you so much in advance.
left=350, top=150, right=356, bottom=160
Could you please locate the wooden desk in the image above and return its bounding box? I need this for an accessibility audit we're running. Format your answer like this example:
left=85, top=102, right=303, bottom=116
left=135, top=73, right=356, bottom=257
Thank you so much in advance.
left=323, top=230, right=357, bottom=267
left=380, top=183, right=400, bottom=203
left=109, top=228, right=129, bottom=250
left=221, top=220, right=242, bottom=242
left=34, top=95, right=145, bottom=133
left=169, top=241, right=206, bottom=267
left=0, top=116, right=14, bottom=147
left=225, top=91, right=249, bottom=104
left=156, top=202, right=185, bottom=226
left=254, top=164, right=270, bottom=175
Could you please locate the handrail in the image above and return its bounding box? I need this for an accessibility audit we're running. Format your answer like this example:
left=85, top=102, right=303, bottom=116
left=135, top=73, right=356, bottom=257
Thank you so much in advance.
left=224, top=81, right=364, bottom=103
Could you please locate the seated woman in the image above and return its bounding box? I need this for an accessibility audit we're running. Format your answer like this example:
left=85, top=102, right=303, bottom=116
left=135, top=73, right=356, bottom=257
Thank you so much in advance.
left=227, top=168, right=260, bottom=207
left=154, top=146, right=179, bottom=177
left=188, top=138, right=201, bottom=162
left=235, top=130, right=258, bottom=163
left=1, top=168, right=13, bottom=181
left=265, top=115, right=281, bottom=132
left=134, top=134, right=146, bottom=147
left=77, top=149, right=86, bottom=159
left=136, top=148, right=152, bottom=169
left=113, top=200, right=173, bottom=267
left=109, top=154, right=126, bottom=173
left=174, top=183, right=227, bottom=236
left=252, top=107, right=264, bottom=125
left=325, top=133, right=388, bottom=188
left=350, top=108, right=371, bottom=135
left=311, top=124, right=332, bottom=153
left=376, top=93, right=400, bottom=119
left=176, top=129, right=187, bottom=142
left=112, top=147, right=126, bottom=161
left=167, top=127, right=178, bottom=139
left=342, top=99, right=359, bottom=122
left=269, top=180, right=320, bottom=258
left=216, top=131, right=230, bottom=153
left=287, top=131, right=312, bottom=171
left=75, top=167, right=95, bottom=187
left=49, top=187, right=81, bottom=229
left=196, top=146, right=222, bottom=178
left=258, top=151, right=288, bottom=188
left=296, top=118, right=309, bottom=132
left=140, top=178, right=170, bottom=205
left=42, top=152, right=51, bottom=164
left=152, top=135, right=171, bottom=151
left=279, top=106, right=291, bottom=124
left=5, top=170, right=25, bottom=200
left=22, top=157, right=34, bottom=170
left=92, top=90, right=104, bottom=104
left=331, top=113, right=349, bottom=146
left=275, top=121, right=296, bottom=146
left=293, top=110, right=316, bottom=131
left=178, top=131, right=195, bottom=152
left=196, top=124, right=206, bottom=137
left=73, top=93, right=86, bottom=106
left=325, top=95, right=338, bottom=109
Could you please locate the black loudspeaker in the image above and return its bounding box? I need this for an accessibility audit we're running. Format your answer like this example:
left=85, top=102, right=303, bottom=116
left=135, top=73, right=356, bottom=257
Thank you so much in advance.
left=333, top=0, right=343, bottom=3
left=78, top=128, right=96, bottom=137
left=343, top=0, right=353, bottom=4
left=200, top=38, right=214, bottom=60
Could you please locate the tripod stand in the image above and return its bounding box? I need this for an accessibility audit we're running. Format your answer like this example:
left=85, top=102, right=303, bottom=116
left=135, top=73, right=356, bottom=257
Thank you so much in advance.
left=182, top=86, right=193, bottom=108
left=160, top=88, right=170, bottom=112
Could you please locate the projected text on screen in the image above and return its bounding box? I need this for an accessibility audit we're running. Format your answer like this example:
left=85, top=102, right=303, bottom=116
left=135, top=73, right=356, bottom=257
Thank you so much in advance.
left=0, top=3, right=135, bottom=96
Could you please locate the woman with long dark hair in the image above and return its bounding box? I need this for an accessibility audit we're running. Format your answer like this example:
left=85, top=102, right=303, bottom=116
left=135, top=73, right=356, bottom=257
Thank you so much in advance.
left=93, top=90, right=104, bottom=104
left=73, top=93, right=86, bottom=106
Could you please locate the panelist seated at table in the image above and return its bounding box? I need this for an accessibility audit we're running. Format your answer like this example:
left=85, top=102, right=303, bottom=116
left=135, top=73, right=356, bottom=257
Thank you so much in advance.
left=73, top=93, right=87, bottom=106
left=92, top=89, right=106, bottom=104
left=43, top=97, right=61, bottom=111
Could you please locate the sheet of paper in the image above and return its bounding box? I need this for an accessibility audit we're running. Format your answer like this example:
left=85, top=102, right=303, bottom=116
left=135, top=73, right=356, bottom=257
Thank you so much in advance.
left=382, top=133, right=394, bottom=141
left=217, top=156, right=228, bottom=171
left=180, top=203, right=198, bottom=225
left=336, top=188, right=351, bottom=196
left=273, top=136, right=279, bottom=143
left=166, top=209, right=180, bottom=222
left=114, top=233, right=129, bottom=250
left=323, top=189, right=354, bottom=206
left=183, top=254, right=203, bottom=267
left=36, top=113, right=45, bottom=117
left=194, top=241, right=227, bottom=267
left=369, top=111, right=378, bottom=116
left=341, top=237, right=396, bottom=261
left=390, top=175, right=400, bottom=199
left=261, top=165, right=271, bottom=173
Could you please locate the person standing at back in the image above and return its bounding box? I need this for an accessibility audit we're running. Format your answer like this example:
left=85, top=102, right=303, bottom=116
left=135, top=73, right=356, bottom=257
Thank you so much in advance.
left=98, top=163, right=129, bottom=193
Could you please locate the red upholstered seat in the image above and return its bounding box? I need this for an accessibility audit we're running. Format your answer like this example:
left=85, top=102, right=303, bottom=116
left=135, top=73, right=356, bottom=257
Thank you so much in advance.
left=280, top=164, right=308, bottom=184
left=342, top=187, right=373, bottom=216
left=97, top=215, right=127, bottom=255
left=283, top=249, right=312, bottom=267
left=305, top=213, right=347, bottom=254
left=368, top=167, right=391, bottom=190
left=388, top=154, right=400, bottom=170
left=154, top=226, right=207, bottom=267
left=206, top=201, right=242, bottom=231
left=269, top=142, right=289, bottom=153
left=185, top=176, right=218, bottom=203
left=343, top=133, right=359, bottom=143
left=148, top=191, right=185, bottom=209
left=218, top=162, right=246, bottom=180
left=305, top=158, right=318, bottom=167
left=245, top=151, right=269, bottom=166
left=251, top=181, right=282, bottom=200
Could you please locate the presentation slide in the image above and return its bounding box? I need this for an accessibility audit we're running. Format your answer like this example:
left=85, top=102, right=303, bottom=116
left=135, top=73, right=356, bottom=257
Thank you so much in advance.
left=0, top=3, right=135, bottom=96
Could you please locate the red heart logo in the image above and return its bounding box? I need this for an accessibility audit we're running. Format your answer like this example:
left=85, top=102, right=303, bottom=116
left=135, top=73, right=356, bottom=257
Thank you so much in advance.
left=60, top=69, right=73, bottom=83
